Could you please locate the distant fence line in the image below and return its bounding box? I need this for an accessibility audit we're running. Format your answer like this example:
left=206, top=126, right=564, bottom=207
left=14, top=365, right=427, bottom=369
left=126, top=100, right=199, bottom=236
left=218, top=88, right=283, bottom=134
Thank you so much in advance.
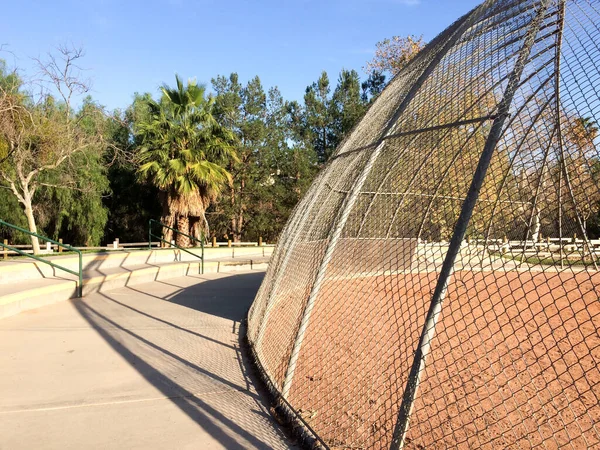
left=1, top=237, right=273, bottom=259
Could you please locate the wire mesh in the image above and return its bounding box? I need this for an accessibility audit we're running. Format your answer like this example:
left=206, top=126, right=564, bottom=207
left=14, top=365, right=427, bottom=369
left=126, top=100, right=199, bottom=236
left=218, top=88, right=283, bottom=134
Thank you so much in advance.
left=247, top=0, right=600, bottom=448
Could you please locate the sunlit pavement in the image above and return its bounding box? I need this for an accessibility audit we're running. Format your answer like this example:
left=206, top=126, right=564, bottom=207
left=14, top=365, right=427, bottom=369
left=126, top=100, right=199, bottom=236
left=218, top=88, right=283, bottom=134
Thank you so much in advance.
left=0, top=272, right=294, bottom=450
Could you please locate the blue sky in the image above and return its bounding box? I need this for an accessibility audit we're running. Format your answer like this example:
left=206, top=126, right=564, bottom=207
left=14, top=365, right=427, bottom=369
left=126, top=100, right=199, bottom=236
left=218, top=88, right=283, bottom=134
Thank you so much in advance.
left=2, top=0, right=481, bottom=111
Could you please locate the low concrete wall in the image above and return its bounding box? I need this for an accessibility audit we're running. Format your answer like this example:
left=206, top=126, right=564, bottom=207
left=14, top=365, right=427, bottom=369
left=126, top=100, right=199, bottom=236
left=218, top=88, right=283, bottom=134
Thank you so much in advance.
left=0, top=251, right=271, bottom=320
left=0, top=247, right=274, bottom=284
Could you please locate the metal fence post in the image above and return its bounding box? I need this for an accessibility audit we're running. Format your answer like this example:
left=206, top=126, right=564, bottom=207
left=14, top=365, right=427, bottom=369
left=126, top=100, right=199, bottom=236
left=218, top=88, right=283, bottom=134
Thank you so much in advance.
left=280, top=4, right=492, bottom=399
left=554, top=0, right=566, bottom=270
left=3, top=239, right=7, bottom=260
left=281, top=141, right=386, bottom=398
left=78, top=251, right=83, bottom=298
left=251, top=20, right=465, bottom=349
left=201, top=234, right=204, bottom=274
left=390, top=3, right=549, bottom=447
left=253, top=169, right=340, bottom=348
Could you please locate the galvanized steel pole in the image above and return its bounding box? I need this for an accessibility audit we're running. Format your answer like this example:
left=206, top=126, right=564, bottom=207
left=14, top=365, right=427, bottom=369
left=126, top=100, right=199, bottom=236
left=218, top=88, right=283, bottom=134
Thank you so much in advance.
left=280, top=1, right=492, bottom=399
left=390, top=2, right=550, bottom=448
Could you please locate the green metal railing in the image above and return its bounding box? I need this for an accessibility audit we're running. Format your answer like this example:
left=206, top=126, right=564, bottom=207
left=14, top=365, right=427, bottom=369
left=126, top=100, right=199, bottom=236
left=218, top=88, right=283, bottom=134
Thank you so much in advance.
left=0, top=219, right=83, bottom=297
left=148, top=219, right=204, bottom=274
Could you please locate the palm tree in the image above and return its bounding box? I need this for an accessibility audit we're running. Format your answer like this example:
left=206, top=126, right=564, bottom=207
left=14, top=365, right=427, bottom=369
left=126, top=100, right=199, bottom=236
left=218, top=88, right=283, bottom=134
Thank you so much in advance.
left=136, top=75, right=236, bottom=247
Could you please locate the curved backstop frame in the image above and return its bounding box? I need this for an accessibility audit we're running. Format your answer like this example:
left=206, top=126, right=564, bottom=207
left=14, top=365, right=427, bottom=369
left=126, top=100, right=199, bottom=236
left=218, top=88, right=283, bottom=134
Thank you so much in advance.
left=248, top=0, right=600, bottom=448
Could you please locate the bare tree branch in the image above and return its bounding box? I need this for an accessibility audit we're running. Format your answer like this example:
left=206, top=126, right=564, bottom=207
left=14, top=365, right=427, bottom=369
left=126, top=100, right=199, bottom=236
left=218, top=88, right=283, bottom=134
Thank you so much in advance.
left=0, top=44, right=114, bottom=254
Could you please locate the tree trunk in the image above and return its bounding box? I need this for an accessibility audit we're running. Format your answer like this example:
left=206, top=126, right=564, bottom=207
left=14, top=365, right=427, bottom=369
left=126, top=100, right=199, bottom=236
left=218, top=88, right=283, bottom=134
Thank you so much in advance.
left=160, top=192, right=175, bottom=247
left=190, top=219, right=201, bottom=244
left=235, top=214, right=243, bottom=242
left=176, top=215, right=190, bottom=248
left=531, top=206, right=541, bottom=245
left=230, top=216, right=238, bottom=241
left=23, top=193, right=41, bottom=255
left=161, top=213, right=175, bottom=247
left=202, top=213, right=210, bottom=240
left=190, top=212, right=209, bottom=244
left=230, top=208, right=242, bottom=242
left=234, top=178, right=245, bottom=242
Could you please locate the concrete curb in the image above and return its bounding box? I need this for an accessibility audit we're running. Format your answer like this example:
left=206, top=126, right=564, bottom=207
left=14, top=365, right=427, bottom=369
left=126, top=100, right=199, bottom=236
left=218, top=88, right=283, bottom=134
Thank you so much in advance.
left=0, top=258, right=268, bottom=320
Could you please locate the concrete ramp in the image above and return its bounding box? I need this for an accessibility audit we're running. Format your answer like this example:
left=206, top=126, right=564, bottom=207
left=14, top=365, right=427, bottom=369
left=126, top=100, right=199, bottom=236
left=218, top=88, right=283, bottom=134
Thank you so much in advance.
left=0, top=272, right=294, bottom=449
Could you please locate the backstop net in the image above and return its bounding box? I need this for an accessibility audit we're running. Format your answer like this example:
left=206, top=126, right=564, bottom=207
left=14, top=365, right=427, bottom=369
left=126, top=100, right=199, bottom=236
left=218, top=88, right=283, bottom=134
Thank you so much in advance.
left=247, top=0, right=600, bottom=448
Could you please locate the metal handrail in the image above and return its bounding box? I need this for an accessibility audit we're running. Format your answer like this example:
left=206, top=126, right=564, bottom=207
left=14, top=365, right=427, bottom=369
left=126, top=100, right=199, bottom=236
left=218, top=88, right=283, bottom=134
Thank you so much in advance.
left=0, top=219, right=83, bottom=297
left=148, top=219, right=204, bottom=274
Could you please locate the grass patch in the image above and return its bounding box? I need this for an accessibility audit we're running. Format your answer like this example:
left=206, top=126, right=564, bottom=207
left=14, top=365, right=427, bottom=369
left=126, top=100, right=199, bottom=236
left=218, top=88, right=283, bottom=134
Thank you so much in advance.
left=495, top=252, right=598, bottom=267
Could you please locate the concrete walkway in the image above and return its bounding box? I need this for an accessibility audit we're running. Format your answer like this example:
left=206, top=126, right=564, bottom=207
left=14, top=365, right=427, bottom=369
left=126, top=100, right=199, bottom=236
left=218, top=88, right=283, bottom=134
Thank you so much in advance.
left=0, top=271, right=294, bottom=450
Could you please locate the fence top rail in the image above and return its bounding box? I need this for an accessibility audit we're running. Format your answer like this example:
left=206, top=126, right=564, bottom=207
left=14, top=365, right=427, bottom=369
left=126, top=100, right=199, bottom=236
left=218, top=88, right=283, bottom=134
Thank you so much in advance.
left=0, top=219, right=81, bottom=255
left=0, top=242, right=79, bottom=275
left=0, top=219, right=83, bottom=297
left=213, top=242, right=273, bottom=246
left=149, top=232, right=204, bottom=262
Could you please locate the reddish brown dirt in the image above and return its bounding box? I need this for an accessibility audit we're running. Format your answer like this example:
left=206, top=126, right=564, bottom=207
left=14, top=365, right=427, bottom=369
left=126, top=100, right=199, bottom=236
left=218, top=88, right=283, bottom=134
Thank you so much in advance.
left=274, top=269, right=600, bottom=449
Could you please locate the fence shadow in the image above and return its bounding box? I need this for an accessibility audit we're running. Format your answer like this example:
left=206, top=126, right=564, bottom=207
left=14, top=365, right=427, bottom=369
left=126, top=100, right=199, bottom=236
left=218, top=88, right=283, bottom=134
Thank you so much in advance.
left=73, top=272, right=291, bottom=449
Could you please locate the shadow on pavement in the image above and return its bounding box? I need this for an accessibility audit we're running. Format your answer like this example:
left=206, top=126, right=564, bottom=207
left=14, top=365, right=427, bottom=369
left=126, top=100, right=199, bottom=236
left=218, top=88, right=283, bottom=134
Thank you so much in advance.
left=73, top=272, right=291, bottom=449
left=162, top=272, right=266, bottom=322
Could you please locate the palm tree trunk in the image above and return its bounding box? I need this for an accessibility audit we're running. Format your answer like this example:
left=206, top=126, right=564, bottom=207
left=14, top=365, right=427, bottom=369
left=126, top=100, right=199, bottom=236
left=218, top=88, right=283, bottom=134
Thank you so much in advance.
left=176, top=215, right=191, bottom=247
left=161, top=214, right=175, bottom=247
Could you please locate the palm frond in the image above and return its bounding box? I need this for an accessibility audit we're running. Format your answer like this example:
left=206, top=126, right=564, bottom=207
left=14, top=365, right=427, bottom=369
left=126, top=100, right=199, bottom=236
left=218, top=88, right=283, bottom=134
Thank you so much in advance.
left=135, top=74, right=236, bottom=212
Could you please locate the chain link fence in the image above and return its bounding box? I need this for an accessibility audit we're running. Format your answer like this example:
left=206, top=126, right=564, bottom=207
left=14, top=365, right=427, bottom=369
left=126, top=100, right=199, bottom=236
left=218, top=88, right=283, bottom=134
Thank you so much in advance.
left=247, top=0, right=600, bottom=448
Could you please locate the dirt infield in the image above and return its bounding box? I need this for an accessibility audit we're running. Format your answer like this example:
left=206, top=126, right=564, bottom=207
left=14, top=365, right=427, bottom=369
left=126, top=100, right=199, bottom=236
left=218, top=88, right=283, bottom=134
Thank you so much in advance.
left=263, top=268, right=600, bottom=449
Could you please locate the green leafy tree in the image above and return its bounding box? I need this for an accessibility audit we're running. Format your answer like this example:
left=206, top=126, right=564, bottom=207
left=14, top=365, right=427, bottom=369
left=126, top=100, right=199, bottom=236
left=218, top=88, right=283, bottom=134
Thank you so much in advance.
left=361, top=70, right=387, bottom=103
left=0, top=60, right=28, bottom=242
left=288, top=69, right=370, bottom=165
left=212, top=74, right=268, bottom=241
left=303, top=71, right=336, bottom=163
left=244, top=87, right=318, bottom=241
left=0, top=47, right=113, bottom=253
left=33, top=98, right=112, bottom=246
left=331, top=69, right=367, bottom=149
left=103, top=95, right=162, bottom=243
left=211, top=75, right=318, bottom=242
left=135, top=75, right=236, bottom=247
